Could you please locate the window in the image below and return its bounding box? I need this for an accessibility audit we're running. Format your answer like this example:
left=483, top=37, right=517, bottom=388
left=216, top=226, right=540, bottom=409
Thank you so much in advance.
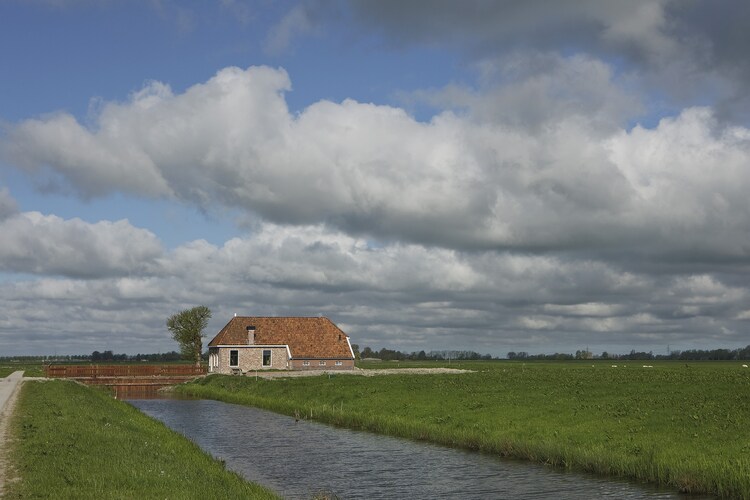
left=302, top=361, right=310, bottom=366
left=229, top=350, right=239, bottom=367
left=262, top=349, right=272, bottom=367
left=319, top=360, right=326, bottom=366
left=335, top=361, right=343, bottom=366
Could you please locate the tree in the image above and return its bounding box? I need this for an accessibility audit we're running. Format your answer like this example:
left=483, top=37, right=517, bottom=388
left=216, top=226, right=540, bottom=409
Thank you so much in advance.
left=166, top=306, right=212, bottom=367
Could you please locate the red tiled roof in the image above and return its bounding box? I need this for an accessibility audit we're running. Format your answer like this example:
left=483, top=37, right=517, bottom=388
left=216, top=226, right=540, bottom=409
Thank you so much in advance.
left=207, top=316, right=354, bottom=359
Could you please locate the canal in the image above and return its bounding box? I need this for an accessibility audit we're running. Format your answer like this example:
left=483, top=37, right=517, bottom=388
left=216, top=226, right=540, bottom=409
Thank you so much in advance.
left=129, top=398, right=690, bottom=499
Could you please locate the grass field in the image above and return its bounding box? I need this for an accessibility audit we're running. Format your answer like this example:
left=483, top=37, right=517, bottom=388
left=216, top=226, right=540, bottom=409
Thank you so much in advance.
left=4, top=380, right=279, bottom=499
left=0, top=363, right=44, bottom=378
left=177, top=360, right=750, bottom=498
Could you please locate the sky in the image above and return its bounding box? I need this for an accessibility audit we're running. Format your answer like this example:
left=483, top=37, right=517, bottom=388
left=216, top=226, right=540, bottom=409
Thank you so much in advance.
left=1, top=0, right=750, bottom=357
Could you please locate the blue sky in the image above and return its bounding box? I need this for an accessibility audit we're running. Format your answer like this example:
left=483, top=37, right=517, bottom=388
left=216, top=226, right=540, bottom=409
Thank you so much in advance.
left=1, top=1, right=750, bottom=357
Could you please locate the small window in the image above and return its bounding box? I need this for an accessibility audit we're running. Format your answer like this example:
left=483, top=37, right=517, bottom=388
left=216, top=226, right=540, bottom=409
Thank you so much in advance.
left=302, top=361, right=310, bottom=366
left=229, top=350, right=239, bottom=367
left=319, top=360, right=326, bottom=366
left=262, top=349, right=272, bottom=367
left=335, top=361, right=343, bottom=366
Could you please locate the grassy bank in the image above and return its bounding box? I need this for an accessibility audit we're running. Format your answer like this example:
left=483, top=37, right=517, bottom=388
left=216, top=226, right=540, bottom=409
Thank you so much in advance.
left=4, top=380, right=278, bottom=499
left=177, top=361, right=750, bottom=498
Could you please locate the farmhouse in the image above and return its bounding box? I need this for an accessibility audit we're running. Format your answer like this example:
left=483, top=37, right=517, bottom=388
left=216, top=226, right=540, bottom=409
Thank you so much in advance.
left=207, top=316, right=355, bottom=374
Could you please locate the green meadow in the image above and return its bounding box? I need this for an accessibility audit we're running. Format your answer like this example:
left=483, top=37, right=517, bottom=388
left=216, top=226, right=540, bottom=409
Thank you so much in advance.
left=178, top=361, right=750, bottom=498
left=0, top=363, right=44, bottom=378
left=4, top=380, right=278, bottom=499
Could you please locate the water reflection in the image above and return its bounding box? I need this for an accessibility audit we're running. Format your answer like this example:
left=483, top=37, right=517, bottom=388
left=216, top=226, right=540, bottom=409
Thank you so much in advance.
left=112, top=385, right=162, bottom=399
left=130, top=399, right=689, bottom=500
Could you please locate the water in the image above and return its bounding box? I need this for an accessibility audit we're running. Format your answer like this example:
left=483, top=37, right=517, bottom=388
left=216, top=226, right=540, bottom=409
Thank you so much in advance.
left=129, top=399, right=688, bottom=500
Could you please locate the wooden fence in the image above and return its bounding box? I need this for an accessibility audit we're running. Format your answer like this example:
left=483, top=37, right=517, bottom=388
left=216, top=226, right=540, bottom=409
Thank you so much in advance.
left=44, top=364, right=206, bottom=378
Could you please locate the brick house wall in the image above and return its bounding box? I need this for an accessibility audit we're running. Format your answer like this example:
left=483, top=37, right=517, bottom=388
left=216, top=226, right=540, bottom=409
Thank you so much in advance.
left=213, top=346, right=290, bottom=373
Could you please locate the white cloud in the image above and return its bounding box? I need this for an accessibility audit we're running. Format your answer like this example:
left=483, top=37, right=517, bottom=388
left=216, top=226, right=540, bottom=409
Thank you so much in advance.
left=421, top=53, right=644, bottom=131
left=607, top=108, right=750, bottom=258
left=5, top=65, right=750, bottom=267
left=543, top=303, right=624, bottom=317
left=0, top=211, right=163, bottom=278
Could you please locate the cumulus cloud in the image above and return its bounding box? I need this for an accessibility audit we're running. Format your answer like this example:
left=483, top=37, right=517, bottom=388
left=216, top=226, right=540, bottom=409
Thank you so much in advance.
left=410, top=52, right=643, bottom=131
left=0, top=211, right=163, bottom=278
left=4, top=65, right=750, bottom=268
left=606, top=108, right=750, bottom=263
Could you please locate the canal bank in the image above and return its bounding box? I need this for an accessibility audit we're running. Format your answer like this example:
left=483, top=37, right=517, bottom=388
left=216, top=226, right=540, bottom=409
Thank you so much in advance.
left=2, top=379, right=278, bottom=499
left=175, top=363, right=750, bottom=498
left=130, top=397, right=690, bottom=499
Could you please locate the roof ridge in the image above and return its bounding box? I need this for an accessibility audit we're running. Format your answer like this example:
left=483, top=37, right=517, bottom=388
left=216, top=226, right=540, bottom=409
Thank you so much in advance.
left=231, top=316, right=331, bottom=319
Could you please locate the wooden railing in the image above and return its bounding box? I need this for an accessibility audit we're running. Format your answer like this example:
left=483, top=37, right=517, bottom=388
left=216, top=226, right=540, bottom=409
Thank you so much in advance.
left=44, top=364, right=206, bottom=378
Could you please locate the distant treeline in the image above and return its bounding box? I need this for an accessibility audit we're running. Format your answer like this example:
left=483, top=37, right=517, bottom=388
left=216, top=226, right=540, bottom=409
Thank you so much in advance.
left=509, top=346, right=750, bottom=361
left=0, top=351, right=184, bottom=363
left=90, top=350, right=184, bottom=362
left=356, top=345, right=494, bottom=361
left=355, top=345, right=750, bottom=362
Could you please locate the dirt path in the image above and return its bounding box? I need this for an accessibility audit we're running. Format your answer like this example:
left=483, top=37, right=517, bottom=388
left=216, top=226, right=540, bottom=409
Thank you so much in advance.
left=0, top=371, right=24, bottom=496
left=249, top=367, right=472, bottom=379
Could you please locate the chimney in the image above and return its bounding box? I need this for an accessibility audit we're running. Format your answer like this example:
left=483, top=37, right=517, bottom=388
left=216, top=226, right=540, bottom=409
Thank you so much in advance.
left=246, top=326, right=255, bottom=345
